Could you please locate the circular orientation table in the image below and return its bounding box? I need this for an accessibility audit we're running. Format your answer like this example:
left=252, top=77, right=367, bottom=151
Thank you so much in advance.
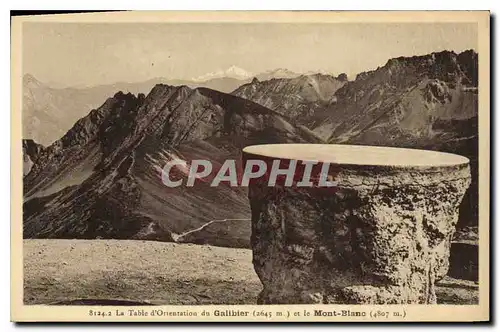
left=242, top=144, right=471, bottom=304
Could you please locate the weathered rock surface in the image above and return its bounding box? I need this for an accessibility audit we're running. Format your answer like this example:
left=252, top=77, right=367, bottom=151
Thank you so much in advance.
left=245, top=145, right=471, bottom=304
left=449, top=242, right=478, bottom=282
left=23, top=139, right=44, bottom=176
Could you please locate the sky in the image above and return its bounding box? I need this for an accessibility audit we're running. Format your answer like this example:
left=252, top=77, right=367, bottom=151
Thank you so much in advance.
left=22, top=22, right=478, bottom=88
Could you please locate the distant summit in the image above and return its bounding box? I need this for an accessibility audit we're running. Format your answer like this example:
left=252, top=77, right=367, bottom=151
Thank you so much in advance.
left=255, top=68, right=301, bottom=81
left=192, top=65, right=254, bottom=82
left=22, top=50, right=479, bottom=248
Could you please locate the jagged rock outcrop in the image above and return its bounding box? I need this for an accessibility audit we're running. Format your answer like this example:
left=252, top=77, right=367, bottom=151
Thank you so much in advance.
left=232, top=74, right=347, bottom=125
left=23, top=139, right=44, bottom=176
left=313, top=50, right=478, bottom=231
left=244, top=144, right=471, bottom=304
left=23, top=50, right=479, bottom=259
left=23, top=85, right=321, bottom=245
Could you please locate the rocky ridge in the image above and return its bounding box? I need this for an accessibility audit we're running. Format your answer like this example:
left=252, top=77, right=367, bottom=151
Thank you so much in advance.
left=312, top=50, right=478, bottom=230
left=23, top=139, right=44, bottom=176
left=232, top=73, right=348, bottom=125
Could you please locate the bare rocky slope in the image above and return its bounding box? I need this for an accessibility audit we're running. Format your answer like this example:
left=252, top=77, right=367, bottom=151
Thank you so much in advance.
left=230, top=50, right=478, bottom=231
left=23, top=85, right=321, bottom=247
left=232, top=73, right=347, bottom=125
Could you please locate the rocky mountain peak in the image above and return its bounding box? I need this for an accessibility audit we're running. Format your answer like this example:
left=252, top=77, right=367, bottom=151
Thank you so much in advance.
left=231, top=73, right=347, bottom=125
left=23, top=139, right=44, bottom=159
left=255, top=68, right=300, bottom=80
left=337, top=73, right=348, bottom=82
left=23, top=82, right=320, bottom=245
left=22, top=138, right=44, bottom=176
left=23, top=74, right=42, bottom=87
left=353, top=50, right=477, bottom=86
left=112, top=90, right=136, bottom=99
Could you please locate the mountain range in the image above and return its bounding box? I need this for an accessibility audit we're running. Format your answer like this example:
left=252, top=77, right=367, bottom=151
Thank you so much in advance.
left=192, top=66, right=315, bottom=82
left=23, top=85, right=321, bottom=247
left=23, top=50, right=478, bottom=246
left=22, top=68, right=323, bottom=145
left=230, top=50, right=478, bottom=229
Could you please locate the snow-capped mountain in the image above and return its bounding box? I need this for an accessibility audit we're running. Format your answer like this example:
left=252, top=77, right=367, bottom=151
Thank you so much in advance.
left=255, top=68, right=301, bottom=81
left=304, top=69, right=335, bottom=76
left=192, top=65, right=254, bottom=82
left=192, top=66, right=340, bottom=83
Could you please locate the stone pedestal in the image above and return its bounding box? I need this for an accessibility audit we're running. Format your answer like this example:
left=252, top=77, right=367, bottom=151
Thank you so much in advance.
left=242, top=144, right=471, bottom=304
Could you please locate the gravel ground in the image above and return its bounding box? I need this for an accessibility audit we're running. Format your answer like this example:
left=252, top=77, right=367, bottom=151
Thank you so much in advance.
left=24, top=239, right=262, bottom=305
left=23, top=239, right=478, bottom=305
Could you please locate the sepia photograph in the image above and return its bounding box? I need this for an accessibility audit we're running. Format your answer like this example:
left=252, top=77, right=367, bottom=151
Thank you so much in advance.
left=11, top=10, right=490, bottom=322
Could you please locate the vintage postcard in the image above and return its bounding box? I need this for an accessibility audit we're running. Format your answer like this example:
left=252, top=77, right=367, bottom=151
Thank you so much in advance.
left=11, top=11, right=490, bottom=322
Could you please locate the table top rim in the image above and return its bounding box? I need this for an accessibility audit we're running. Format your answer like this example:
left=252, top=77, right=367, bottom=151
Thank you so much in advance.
left=242, top=144, right=470, bottom=167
